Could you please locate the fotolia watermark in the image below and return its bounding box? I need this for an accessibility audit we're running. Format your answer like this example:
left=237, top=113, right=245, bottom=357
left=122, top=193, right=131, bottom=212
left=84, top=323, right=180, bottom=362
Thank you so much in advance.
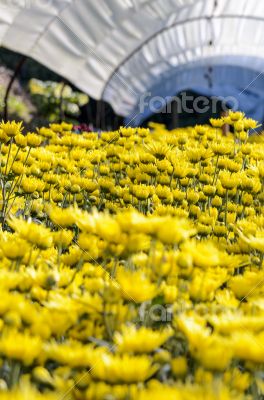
left=139, top=92, right=239, bottom=115
left=1, top=0, right=53, bottom=8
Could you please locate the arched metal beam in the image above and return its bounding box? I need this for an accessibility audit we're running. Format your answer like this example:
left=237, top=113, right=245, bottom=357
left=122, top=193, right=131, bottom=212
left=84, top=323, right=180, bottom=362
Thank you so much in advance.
left=102, top=14, right=264, bottom=97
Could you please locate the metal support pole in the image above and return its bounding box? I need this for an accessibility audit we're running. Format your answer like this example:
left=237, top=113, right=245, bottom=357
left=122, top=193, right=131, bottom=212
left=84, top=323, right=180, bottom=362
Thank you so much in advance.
left=171, top=100, right=179, bottom=129
left=59, top=81, right=66, bottom=122
left=3, top=55, right=27, bottom=121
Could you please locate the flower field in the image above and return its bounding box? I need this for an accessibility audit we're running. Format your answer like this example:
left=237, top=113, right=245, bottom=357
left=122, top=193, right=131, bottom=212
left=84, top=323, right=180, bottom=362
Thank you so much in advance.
left=0, top=112, right=264, bottom=399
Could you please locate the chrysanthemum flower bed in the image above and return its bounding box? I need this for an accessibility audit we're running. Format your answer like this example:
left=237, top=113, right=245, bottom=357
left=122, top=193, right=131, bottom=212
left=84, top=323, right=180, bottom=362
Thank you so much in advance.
left=0, top=112, right=263, bottom=399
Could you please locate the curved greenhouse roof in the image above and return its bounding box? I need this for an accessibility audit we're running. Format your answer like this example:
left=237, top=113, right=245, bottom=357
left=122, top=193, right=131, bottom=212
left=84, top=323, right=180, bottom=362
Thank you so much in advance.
left=1, top=0, right=264, bottom=123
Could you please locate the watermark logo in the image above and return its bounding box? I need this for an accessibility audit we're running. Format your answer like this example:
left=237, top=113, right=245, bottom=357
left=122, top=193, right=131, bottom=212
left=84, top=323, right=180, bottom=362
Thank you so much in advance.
left=139, top=92, right=239, bottom=115
left=139, top=301, right=173, bottom=323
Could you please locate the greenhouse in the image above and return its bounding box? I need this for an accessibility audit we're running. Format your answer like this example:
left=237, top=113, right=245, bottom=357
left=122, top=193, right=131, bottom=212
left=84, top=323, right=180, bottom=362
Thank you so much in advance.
left=0, top=1, right=263, bottom=399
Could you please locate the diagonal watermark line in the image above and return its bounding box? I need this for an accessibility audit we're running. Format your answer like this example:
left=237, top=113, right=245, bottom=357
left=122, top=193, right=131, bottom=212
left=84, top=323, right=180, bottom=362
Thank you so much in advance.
left=60, top=343, right=117, bottom=400
left=77, top=108, right=145, bottom=175
left=52, top=221, right=151, bottom=400
left=250, top=123, right=263, bottom=136
left=54, top=222, right=137, bottom=305
left=239, top=276, right=264, bottom=304
left=238, top=71, right=264, bottom=96
left=123, top=112, right=141, bottom=128
left=230, top=274, right=264, bottom=355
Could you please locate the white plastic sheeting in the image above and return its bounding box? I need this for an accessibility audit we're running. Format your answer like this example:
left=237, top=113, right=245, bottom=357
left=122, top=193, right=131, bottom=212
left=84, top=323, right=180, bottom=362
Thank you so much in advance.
left=1, top=0, right=264, bottom=117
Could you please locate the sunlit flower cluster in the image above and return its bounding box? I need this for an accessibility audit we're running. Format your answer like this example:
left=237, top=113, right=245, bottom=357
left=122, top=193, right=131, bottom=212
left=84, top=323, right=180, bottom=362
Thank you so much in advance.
left=0, top=112, right=263, bottom=399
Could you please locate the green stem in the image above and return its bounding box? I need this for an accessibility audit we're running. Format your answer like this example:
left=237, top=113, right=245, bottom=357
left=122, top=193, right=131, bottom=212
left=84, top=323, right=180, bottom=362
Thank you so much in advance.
left=8, top=146, right=20, bottom=175
left=225, top=190, right=228, bottom=227
left=4, top=138, right=13, bottom=176
left=212, top=154, right=219, bottom=185
left=9, top=360, right=21, bottom=388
